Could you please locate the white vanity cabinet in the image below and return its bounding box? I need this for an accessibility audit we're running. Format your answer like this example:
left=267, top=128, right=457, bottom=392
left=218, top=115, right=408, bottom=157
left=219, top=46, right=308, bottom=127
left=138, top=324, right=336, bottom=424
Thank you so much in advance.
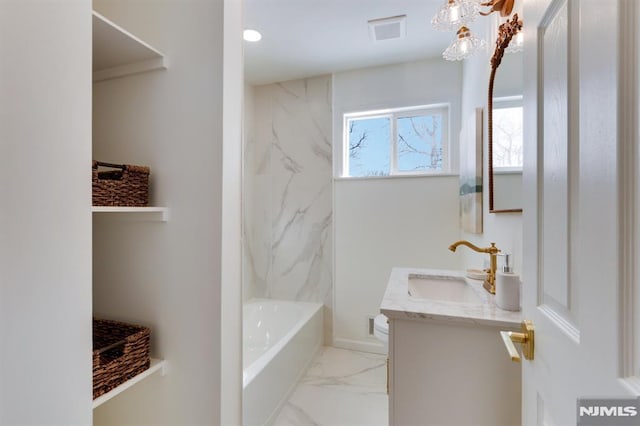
left=387, top=317, right=521, bottom=425
left=381, top=268, right=522, bottom=426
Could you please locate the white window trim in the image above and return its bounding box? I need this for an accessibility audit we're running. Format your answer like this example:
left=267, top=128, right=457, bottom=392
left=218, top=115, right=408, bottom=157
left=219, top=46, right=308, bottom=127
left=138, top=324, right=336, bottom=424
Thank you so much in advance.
left=342, top=104, right=450, bottom=178
left=493, top=95, right=523, bottom=108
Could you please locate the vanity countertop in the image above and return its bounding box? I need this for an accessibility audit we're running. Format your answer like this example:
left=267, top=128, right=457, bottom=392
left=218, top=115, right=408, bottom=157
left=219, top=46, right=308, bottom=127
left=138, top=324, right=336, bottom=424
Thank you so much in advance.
left=380, top=267, right=522, bottom=328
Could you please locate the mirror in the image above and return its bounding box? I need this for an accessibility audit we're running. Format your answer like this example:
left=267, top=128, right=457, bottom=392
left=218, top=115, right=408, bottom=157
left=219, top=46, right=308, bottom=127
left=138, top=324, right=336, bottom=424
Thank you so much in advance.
left=488, top=15, right=523, bottom=213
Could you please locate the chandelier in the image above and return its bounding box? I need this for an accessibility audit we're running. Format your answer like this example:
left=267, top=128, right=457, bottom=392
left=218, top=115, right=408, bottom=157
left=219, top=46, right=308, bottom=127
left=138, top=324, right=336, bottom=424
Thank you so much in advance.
left=432, top=0, right=520, bottom=61
left=442, top=26, right=487, bottom=61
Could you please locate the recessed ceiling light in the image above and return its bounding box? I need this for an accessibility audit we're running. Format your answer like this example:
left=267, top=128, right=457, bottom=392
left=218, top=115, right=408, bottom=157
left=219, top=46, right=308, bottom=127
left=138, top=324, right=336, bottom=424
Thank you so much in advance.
left=243, top=29, right=262, bottom=42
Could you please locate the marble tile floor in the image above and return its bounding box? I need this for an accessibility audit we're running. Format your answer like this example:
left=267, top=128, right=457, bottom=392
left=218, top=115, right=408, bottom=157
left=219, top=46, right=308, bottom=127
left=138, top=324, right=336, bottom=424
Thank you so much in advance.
left=273, top=346, right=388, bottom=426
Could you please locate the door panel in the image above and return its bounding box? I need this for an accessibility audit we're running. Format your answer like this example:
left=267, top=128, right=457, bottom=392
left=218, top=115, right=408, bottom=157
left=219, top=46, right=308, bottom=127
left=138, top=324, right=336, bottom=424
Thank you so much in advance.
left=619, top=0, right=640, bottom=389
left=541, top=0, right=570, bottom=312
left=523, top=0, right=638, bottom=425
left=537, top=394, right=557, bottom=426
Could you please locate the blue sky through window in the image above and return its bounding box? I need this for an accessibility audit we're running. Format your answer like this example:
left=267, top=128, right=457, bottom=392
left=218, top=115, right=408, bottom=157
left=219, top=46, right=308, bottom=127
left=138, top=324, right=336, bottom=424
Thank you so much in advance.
left=397, top=114, right=443, bottom=172
left=348, top=116, right=390, bottom=177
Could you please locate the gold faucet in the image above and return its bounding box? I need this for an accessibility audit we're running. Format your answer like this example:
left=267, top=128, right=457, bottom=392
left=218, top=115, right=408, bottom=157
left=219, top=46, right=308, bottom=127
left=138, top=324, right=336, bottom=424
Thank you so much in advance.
left=448, top=240, right=501, bottom=294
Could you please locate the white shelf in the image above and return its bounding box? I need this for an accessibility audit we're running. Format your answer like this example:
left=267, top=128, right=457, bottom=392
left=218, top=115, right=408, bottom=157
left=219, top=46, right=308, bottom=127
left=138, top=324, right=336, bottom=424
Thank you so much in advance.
left=93, top=11, right=167, bottom=82
left=92, top=206, right=169, bottom=222
left=93, top=359, right=167, bottom=409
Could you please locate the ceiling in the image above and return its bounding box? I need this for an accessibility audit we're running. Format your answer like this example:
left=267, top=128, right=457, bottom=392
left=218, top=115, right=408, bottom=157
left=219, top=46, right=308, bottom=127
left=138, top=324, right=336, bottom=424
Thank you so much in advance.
left=244, top=0, right=453, bottom=85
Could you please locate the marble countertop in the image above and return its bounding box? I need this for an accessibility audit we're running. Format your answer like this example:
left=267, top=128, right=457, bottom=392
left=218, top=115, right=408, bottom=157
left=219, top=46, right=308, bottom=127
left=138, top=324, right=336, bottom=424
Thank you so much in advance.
left=380, top=267, right=523, bottom=328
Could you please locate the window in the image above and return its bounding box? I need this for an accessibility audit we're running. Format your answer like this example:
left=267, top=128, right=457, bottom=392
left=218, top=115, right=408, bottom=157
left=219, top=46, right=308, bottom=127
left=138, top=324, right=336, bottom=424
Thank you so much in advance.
left=343, top=105, right=449, bottom=177
left=493, top=97, right=523, bottom=170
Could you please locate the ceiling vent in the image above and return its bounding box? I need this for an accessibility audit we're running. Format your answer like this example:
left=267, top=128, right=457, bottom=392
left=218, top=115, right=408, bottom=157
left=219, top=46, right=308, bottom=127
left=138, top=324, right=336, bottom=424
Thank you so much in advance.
left=368, top=15, right=407, bottom=42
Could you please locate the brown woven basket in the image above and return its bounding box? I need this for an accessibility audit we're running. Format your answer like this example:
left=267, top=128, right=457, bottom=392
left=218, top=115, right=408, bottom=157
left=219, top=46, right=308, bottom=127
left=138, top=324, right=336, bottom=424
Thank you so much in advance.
left=92, top=161, right=150, bottom=207
left=93, top=318, right=151, bottom=399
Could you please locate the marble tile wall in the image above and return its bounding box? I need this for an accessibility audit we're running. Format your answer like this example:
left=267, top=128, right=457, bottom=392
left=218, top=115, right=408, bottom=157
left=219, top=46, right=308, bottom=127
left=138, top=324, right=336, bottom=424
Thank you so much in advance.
left=244, top=75, right=333, bottom=339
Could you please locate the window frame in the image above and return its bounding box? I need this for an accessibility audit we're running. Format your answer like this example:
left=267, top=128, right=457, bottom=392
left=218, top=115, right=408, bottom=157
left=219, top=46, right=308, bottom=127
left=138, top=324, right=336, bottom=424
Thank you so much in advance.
left=342, top=103, right=450, bottom=178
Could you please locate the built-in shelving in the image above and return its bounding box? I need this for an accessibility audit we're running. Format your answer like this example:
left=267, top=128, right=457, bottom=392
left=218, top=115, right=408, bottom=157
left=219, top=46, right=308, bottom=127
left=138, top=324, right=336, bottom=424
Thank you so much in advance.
left=92, top=359, right=167, bottom=409
left=92, top=11, right=167, bottom=83
left=91, top=206, right=169, bottom=222
left=91, top=10, right=169, bottom=417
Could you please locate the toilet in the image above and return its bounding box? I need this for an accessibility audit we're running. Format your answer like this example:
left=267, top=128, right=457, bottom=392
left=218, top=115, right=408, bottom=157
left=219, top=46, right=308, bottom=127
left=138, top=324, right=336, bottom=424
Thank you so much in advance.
left=374, top=313, right=389, bottom=351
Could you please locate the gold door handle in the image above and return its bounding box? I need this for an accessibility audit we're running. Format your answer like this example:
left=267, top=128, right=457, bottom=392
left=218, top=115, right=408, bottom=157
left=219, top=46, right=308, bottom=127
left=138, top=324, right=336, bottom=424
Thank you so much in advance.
left=500, top=320, right=534, bottom=362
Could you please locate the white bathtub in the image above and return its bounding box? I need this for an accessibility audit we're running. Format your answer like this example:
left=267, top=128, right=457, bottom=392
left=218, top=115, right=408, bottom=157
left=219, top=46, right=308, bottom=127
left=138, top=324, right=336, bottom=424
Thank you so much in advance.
left=243, top=299, right=323, bottom=426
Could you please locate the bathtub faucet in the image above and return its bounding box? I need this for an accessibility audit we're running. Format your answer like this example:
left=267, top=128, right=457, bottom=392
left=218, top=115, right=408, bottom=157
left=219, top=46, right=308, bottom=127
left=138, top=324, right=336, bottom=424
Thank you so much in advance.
left=448, top=240, right=501, bottom=294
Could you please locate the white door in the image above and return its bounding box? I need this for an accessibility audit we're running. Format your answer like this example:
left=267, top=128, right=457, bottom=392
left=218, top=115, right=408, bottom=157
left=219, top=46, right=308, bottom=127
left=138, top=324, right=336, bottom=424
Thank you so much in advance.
left=521, top=0, right=640, bottom=424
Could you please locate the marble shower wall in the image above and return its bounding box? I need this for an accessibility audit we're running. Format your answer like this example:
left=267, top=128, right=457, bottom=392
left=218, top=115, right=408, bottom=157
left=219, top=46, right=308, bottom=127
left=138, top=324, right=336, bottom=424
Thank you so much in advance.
left=244, top=75, right=333, bottom=339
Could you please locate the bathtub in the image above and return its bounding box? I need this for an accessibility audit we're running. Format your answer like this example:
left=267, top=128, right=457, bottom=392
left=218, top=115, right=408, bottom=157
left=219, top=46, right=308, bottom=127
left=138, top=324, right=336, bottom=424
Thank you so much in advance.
left=243, top=299, right=323, bottom=426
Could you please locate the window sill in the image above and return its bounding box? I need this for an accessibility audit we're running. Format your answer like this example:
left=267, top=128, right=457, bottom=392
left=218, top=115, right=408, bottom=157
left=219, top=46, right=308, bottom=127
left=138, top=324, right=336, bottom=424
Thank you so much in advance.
left=494, top=168, right=523, bottom=175
left=334, top=173, right=459, bottom=182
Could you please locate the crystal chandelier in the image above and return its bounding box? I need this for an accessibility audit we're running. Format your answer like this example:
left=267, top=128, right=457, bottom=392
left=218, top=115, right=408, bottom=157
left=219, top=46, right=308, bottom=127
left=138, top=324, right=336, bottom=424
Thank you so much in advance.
left=433, top=0, right=521, bottom=61
left=442, top=26, right=486, bottom=61
left=431, top=0, right=480, bottom=32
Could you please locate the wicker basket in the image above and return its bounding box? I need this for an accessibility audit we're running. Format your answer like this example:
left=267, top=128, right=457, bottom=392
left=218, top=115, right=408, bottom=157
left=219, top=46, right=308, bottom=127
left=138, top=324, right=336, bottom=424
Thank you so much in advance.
left=93, top=318, right=151, bottom=399
left=92, top=161, right=150, bottom=207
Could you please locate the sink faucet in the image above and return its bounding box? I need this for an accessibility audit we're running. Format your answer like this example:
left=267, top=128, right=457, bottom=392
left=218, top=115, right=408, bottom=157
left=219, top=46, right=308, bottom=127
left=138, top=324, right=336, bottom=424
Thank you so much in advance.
left=448, top=240, right=501, bottom=294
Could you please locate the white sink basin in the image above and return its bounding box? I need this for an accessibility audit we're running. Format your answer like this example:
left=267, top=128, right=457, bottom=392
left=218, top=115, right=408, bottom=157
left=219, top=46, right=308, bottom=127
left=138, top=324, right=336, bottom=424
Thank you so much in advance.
left=408, top=274, right=482, bottom=304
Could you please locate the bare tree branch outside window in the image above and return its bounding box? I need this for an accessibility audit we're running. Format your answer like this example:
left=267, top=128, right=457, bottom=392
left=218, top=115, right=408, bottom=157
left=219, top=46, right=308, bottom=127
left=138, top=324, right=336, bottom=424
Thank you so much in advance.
left=348, top=121, right=367, bottom=159
left=493, top=107, right=523, bottom=168
left=347, top=117, right=391, bottom=176
left=397, top=115, right=443, bottom=171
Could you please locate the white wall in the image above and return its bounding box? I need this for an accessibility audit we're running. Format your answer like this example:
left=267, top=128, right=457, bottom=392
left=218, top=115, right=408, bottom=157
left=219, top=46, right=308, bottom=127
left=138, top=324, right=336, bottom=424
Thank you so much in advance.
left=0, top=1, right=93, bottom=424
left=334, top=177, right=462, bottom=352
left=494, top=50, right=524, bottom=98
left=459, top=17, right=523, bottom=274
left=92, top=1, right=224, bottom=424
left=332, top=59, right=463, bottom=352
left=221, top=0, right=243, bottom=423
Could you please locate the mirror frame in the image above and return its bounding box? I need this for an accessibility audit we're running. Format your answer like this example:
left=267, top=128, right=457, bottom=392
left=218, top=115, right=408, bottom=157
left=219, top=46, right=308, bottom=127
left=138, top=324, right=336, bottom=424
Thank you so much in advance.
left=488, top=14, right=523, bottom=213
